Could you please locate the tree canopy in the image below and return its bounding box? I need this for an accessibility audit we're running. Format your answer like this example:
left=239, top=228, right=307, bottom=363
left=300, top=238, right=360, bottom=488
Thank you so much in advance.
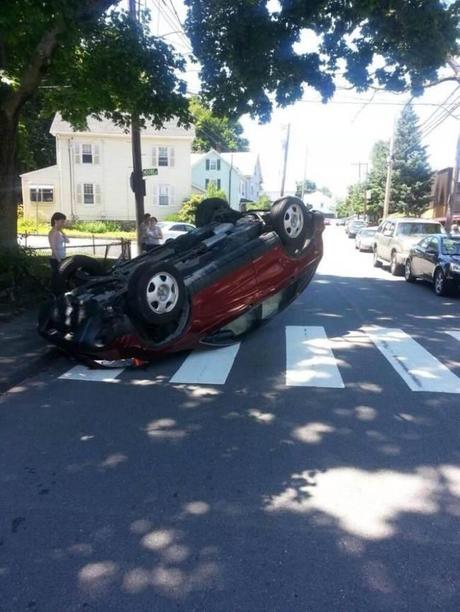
left=391, top=104, right=433, bottom=216
left=295, top=180, right=317, bottom=197
left=366, top=140, right=390, bottom=221
left=185, top=0, right=459, bottom=121
left=190, top=97, right=249, bottom=152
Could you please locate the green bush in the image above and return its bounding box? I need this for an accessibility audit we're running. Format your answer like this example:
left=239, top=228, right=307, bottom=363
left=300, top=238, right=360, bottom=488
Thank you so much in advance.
left=0, top=247, right=50, bottom=303
left=163, top=213, right=181, bottom=222
left=71, top=220, right=123, bottom=234
left=177, top=185, right=229, bottom=224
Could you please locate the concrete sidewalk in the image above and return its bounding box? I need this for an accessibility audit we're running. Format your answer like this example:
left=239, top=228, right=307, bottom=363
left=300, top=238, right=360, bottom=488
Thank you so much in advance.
left=0, top=309, right=59, bottom=393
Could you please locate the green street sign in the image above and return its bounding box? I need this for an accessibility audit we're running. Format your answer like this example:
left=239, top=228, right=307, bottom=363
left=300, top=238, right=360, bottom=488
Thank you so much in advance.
left=143, top=168, right=158, bottom=177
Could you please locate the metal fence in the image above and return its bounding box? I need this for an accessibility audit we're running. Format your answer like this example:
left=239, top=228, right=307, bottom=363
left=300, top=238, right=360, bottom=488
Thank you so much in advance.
left=18, top=233, right=132, bottom=261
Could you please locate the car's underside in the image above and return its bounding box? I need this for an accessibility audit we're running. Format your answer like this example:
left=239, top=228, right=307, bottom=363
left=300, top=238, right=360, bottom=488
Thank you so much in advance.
left=39, top=197, right=324, bottom=366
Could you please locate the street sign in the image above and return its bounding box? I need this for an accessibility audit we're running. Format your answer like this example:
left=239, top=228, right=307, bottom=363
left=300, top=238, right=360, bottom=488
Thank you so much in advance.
left=142, top=168, right=158, bottom=177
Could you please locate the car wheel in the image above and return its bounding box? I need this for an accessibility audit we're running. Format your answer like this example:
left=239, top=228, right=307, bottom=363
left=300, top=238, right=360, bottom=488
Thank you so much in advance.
left=404, top=258, right=416, bottom=283
left=373, top=249, right=382, bottom=268
left=165, top=238, right=174, bottom=244
left=434, top=268, right=450, bottom=297
left=390, top=252, right=403, bottom=276
left=270, top=196, right=311, bottom=255
left=59, top=255, right=105, bottom=289
left=128, top=262, right=186, bottom=325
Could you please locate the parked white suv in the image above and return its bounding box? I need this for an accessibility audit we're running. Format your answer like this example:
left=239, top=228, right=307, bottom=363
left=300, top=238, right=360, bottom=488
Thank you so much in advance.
left=373, top=218, right=444, bottom=275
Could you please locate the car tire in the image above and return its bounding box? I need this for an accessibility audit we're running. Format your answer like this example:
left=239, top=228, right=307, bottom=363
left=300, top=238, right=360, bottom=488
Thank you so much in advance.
left=270, top=196, right=312, bottom=255
left=390, top=252, right=403, bottom=276
left=373, top=250, right=382, bottom=268
left=404, top=258, right=416, bottom=283
left=128, top=262, right=186, bottom=325
left=59, top=255, right=105, bottom=289
left=434, top=268, right=450, bottom=297
left=195, top=197, right=240, bottom=227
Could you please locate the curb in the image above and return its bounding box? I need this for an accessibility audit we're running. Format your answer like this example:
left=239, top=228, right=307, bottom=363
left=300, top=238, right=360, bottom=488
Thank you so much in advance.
left=0, top=346, right=62, bottom=394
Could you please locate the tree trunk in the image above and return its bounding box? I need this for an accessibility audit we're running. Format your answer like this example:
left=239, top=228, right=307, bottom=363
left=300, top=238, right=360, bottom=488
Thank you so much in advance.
left=0, top=111, right=19, bottom=247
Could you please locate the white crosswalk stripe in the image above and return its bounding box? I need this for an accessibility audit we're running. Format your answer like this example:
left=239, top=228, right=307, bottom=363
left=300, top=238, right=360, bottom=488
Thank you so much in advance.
left=170, top=343, right=241, bottom=385
left=57, top=326, right=460, bottom=393
left=285, top=326, right=345, bottom=388
left=366, top=327, right=460, bottom=394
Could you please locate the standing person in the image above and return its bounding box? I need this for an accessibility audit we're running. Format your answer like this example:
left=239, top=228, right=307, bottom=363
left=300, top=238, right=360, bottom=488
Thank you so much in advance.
left=143, top=216, right=164, bottom=252
left=48, top=212, right=69, bottom=294
left=139, top=213, right=152, bottom=252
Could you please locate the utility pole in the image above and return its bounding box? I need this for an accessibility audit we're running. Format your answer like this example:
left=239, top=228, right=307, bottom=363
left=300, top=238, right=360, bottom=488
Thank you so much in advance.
left=352, top=161, right=368, bottom=218
left=446, top=131, right=460, bottom=232
left=280, top=123, right=291, bottom=197
left=383, top=123, right=396, bottom=220
left=129, top=0, right=145, bottom=251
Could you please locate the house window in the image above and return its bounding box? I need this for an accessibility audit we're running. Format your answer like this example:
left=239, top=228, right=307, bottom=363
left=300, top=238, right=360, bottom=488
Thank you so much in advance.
left=206, top=158, right=221, bottom=171
left=158, top=147, right=169, bottom=167
left=159, top=185, right=170, bottom=206
left=82, top=144, right=93, bottom=164
left=30, top=186, right=54, bottom=203
left=205, top=179, right=221, bottom=190
left=83, top=183, right=94, bottom=204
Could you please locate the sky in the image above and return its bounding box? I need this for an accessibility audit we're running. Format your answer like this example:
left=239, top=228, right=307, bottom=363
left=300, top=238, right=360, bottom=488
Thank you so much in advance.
left=144, top=0, right=460, bottom=200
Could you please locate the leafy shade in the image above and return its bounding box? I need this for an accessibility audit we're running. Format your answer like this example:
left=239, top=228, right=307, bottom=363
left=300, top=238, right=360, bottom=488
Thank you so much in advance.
left=185, top=0, right=459, bottom=121
left=190, top=97, right=249, bottom=152
left=391, top=104, right=433, bottom=216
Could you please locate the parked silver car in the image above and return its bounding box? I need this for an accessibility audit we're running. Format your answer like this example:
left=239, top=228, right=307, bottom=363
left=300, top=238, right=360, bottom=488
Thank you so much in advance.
left=373, top=218, right=444, bottom=275
left=355, top=227, right=378, bottom=252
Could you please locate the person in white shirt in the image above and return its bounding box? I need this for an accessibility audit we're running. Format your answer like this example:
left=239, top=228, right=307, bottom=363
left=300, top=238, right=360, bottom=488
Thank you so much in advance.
left=48, top=212, right=69, bottom=294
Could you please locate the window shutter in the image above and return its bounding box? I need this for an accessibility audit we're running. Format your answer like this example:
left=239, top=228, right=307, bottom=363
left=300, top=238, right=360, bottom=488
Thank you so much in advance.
left=76, top=184, right=82, bottom=204
left=217, top=159, right=221, bottom=171
left=206, top=159, right=210, bottom=171
left=153, top=184, right=158, bottom=206
left=74, top=143, right=80, bottom=164
left=169, top=185, right=175, bottom=206
left=169, top=147, right=175, bottom=168
left=95, top=184, right=101, bottom=204
left=152, top=147, right=157, bottom=167
left=93, top=144, right=100, bottom=165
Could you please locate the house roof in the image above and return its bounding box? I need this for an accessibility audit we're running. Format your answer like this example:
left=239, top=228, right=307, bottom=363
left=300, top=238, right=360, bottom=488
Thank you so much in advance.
left=221, top=152, right=259, bottom=177
left=20, top=164, right=59, bottom=179
left=191, top=149, right=260, bottom=179
left=50, top=113, right=194, bottom=139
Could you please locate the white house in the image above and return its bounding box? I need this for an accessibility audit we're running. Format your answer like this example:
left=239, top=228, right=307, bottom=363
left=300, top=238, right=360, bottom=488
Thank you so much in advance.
left=191, top=149, right=262, bottom=210
left=21, top=114, right=195, bottom=222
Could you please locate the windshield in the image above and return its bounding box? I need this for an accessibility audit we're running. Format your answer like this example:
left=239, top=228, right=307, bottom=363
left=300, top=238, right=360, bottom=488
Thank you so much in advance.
left=441, top=238, right=460, bottom=255
left=396, top=223, right=442, bottom=236
left=361, top=229, right=376, bottom=237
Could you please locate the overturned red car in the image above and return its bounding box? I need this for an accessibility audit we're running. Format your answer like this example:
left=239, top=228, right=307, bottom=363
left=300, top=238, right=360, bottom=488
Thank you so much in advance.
left=39, top=197, right=324, bottom=366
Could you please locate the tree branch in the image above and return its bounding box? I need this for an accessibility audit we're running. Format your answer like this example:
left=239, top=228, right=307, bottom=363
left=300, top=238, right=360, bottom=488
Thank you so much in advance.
left=2, top=0, right=122, bottom=119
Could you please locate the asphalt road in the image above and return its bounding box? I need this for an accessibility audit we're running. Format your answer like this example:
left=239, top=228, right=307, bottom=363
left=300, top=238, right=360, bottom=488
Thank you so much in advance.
left=2, top=226, right=460, bottom=612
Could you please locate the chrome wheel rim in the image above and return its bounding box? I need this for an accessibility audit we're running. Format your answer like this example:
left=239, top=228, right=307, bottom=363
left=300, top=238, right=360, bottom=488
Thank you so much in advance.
left=283, top=204, right=304, bottom=239
left=146, top=272, right=179, bottom=314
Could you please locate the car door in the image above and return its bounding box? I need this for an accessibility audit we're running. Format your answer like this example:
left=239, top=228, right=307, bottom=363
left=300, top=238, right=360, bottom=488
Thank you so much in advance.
left=411, top=238, right=429, bottom=276
left=420, top=237, right=439, bottom=279
left=380, top=222, right=394, bottom=261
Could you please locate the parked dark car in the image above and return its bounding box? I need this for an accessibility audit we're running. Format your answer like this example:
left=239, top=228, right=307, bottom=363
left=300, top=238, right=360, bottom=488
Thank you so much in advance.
left=39, top=197, right=324, bottom=366
left=347, top=219, right=367, bottom=238
left=405, top=234, right=460, bottom=296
